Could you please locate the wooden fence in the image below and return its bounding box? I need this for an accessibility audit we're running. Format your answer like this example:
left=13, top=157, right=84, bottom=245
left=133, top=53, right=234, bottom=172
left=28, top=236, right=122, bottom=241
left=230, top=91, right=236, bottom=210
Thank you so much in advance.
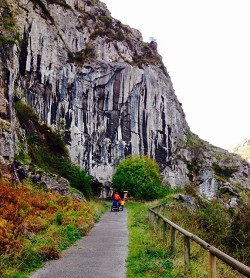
left=148, top=204, right=250, bottom=278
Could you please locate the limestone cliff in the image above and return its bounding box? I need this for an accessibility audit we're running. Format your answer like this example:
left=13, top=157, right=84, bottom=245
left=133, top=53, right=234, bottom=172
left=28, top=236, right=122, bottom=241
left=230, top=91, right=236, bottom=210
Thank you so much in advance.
left=0, top=0, right=250, bottom=203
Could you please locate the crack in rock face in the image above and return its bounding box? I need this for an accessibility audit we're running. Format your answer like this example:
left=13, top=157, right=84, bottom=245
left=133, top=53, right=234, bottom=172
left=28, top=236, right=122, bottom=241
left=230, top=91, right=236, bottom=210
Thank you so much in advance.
left=1, top=0, right=250, bottom=200
left=2, top=0, right=189, bottom=187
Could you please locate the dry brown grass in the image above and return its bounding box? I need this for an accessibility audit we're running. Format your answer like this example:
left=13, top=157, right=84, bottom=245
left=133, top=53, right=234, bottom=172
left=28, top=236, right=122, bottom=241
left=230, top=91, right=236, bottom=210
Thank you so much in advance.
left=0, top=167, right=106, bottom=277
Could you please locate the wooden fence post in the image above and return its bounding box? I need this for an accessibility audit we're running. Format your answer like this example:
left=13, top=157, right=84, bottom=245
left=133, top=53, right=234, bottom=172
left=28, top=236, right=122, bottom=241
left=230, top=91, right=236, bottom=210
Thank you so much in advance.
left=148, top=205, right=250, bottom=277
left=171, top=227, right=176, bottom=254
left=149, top=210, right=152, bottom=222
left=184, top=235, right=191, bottom=272
left=162, top=221, right=168, bottom=243
left=153, top=213, right=157, bottom=231
left=156, top=215, right=160, bottom=232
left=209, top=251, right=216, bottom=278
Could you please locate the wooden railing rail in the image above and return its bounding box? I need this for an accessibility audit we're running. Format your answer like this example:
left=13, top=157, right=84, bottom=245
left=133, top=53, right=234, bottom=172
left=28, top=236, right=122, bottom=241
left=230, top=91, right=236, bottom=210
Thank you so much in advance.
left=148, top=206, right=250, bottom=278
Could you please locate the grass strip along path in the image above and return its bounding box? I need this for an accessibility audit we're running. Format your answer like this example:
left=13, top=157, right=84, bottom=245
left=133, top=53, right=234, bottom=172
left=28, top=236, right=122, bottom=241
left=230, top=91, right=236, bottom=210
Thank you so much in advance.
left=126, top=200, right=246, bottom=278
left=29, top=199, right=178, bottom=278
left=30, top=207, right=128, bottom=278
left=126, top=201, right=181, bottom=278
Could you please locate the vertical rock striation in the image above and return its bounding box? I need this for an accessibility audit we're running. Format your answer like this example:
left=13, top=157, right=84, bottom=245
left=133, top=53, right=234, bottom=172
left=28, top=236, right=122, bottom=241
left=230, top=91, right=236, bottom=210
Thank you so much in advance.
left=1, top=0, right=190, bottom=186
left=1, top=0, right=250, bottom=201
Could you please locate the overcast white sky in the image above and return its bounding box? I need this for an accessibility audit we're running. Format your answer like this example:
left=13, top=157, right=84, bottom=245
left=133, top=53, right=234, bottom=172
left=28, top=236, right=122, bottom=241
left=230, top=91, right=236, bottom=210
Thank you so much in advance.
left=103, top=0, right=250, bottom=150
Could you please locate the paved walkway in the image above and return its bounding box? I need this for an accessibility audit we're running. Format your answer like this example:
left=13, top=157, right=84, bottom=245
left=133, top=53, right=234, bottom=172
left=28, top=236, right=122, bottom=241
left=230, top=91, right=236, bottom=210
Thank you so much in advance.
left=30, top=208, right=128, bottom=278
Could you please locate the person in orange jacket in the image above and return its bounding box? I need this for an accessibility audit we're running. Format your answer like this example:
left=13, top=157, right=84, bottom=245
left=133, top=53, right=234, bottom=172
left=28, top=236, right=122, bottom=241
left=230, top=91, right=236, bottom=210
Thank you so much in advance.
left=119, top=198, right=125, bottom=211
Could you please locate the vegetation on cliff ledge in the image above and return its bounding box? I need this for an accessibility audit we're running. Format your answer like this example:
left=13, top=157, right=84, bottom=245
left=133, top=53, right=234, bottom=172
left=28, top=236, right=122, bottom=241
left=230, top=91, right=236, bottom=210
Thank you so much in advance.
left=0, top=0, right=19, bottom=46
left=15, top=101, right=94, bottom=199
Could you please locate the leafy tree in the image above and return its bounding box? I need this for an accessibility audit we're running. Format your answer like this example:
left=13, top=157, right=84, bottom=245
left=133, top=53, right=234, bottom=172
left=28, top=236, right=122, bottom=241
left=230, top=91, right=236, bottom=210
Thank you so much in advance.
left=112, top=155, right=168, bottom=200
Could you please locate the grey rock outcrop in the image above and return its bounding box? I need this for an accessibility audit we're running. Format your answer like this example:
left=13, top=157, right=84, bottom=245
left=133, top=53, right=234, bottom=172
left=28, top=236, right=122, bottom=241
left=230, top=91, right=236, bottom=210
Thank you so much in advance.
left=1, top=0, right=250, bottom=200
left=173, top=193, right=198, bottom=210
left=198, top=168, right=219, bottom=199
left=1, top=0, right=190, bottom=184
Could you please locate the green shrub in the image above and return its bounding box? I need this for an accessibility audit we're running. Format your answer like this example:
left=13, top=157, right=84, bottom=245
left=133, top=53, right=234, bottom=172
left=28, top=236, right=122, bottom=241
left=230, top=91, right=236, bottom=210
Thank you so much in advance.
left=0, top=34, right=17, bottom=45
left=212, top=163, right=238, bottom=178
left=164, top=188, right=250, bottom=266
left=15, top=101, right=39, bottom=124
left=67, top=50, right=84, bottom=63
left=67, top=44, right=96, bottom=64
left=48, top=0, right=71, bottom=9
left=158, top=199, right=248, bottom=277
left=197, top=201, right=232, bottom=249
left=0, top=2, right=19, bottom=46
left=227, top=203, right=250, bottom=265
left=98, top=15, right=112, bottom=27
left=112, top=155, right=169, bottom=200
left=31, top=149, right=93, bottom=199
left=15, top=101, right=93, bottom=199
left=65, top=165, right=93, bottom=200
left=15, top=101, right=66, bottom=155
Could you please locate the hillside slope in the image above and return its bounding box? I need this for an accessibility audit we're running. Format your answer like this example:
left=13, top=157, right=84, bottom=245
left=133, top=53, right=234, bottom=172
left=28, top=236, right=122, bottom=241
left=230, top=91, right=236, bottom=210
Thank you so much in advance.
left=230, top=137, right=250, bottom=162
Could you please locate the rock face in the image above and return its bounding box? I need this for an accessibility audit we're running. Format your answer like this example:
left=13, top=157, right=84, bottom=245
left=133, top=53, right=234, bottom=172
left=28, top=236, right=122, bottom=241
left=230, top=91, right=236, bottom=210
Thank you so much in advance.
left=1, top=0, right=190, bottom=184
left=230, top=137, right=250, bottom=162
left=1, top=0, right=250, bottom=201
